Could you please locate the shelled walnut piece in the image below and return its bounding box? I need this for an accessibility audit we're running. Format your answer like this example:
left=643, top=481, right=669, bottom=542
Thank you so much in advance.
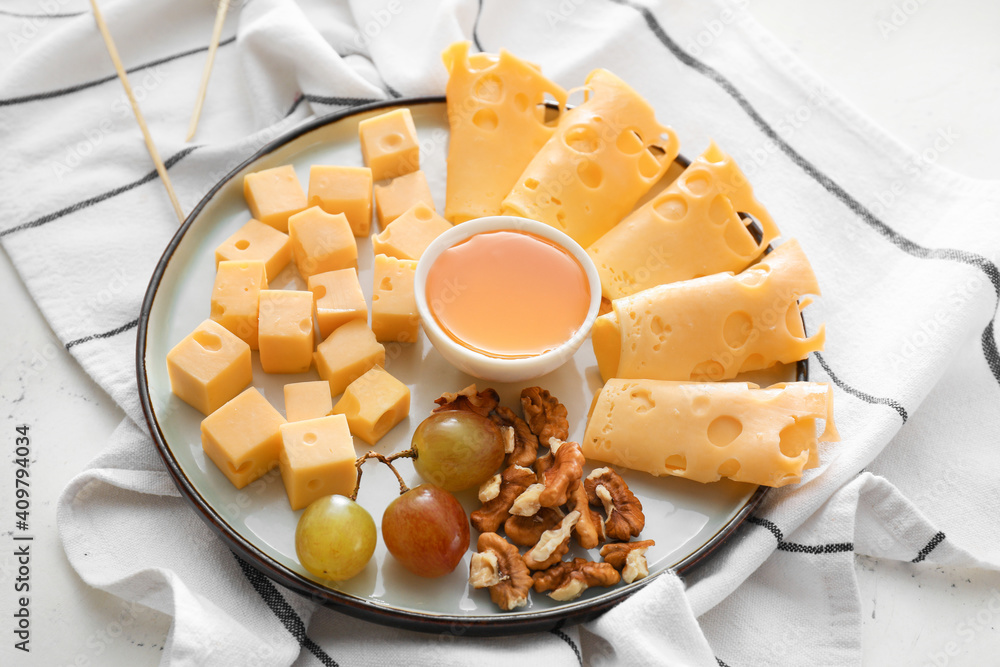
left=490, top=406, right=539, bottom=468
left=470, top=465, right=536, bottom=533
left=537, top=438, right=585, bottom=508
left=469, top=533, right=533, bottom=611
left=523, top=511, right=579, bottom=570
left=600, top=540, right=655, bottom=583
left=532, top=558, right=620, bottom=602
left=433, top=384, right=499, bottom=417
left=567, top=479, right=605, bottom=549
left=585, top=467, right=645, bottom=541
left=521, top=386, right=569, bottom=443
left=509, top=482, right=545, bottom=517
left=504, top=507, right=564, bottom=547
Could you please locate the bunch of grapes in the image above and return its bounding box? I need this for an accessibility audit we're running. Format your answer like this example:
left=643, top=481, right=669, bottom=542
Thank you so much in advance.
left=295, top=410, right=506, bottom=580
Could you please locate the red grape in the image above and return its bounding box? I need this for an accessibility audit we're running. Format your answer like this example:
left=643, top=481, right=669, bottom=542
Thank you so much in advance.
left=382, top=484, right=470, bottom=578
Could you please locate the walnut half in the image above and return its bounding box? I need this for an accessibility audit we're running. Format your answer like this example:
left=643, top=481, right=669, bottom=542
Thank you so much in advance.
left=585, top=467, right=645, bottom=542
left=490, top=406, right=539, bottom=468
left=521, top=387, right=568, bottom=443
left=471, top=465, right=536, bottom=533
left=434, top=385, right=500, bottom=417
left=600, top=540, right=655, bottom=583
left=568, top=479, right=605, bottom=549
left=532, top=558, right=621, bottom=601
left=469, top=533, right=533, bottom=611
left=538, top=439, right=585, bottom=509
left=523, top=511, right=580, bottom=571
left=504, top=507, right=564, bottom=547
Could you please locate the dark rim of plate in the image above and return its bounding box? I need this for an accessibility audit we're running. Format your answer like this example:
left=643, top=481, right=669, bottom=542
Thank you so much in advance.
left=136, top=95, right=809, bottom=636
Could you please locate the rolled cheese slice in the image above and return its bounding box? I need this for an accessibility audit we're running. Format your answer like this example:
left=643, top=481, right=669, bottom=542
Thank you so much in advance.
left=442, top=41, right=567, bottom=223
left=501, top=69, right=680, bottom=248
left=586, top=141, right=779, bottom=300
left=582, top=379, right=839, bottom=487
left=592, top=238, right=824, bottom=383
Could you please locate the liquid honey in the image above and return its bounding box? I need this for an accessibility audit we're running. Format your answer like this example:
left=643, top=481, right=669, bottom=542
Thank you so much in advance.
left=425, top=230, right=590, bottom=358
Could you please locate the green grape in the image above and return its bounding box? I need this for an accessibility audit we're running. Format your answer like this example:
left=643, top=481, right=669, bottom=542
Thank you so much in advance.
left=411, top=411, right=505, bottom=492
left=295, top=495, right=376, bottom=581
left=382, top=484, right=470, bottom=578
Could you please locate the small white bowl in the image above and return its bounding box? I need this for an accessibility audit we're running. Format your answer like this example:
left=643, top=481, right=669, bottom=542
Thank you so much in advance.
left=414, top=215, right=602, bottom=384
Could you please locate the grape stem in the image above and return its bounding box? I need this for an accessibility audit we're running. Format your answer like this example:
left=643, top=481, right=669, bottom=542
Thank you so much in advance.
left=351, top=450, right=416, bottom=500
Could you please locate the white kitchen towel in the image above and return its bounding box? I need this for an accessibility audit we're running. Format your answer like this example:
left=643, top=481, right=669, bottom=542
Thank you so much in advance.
left=1, top=0, right=999, bottom=664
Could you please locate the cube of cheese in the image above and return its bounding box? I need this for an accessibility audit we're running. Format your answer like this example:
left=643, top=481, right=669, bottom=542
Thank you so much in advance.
left=287, top=206, right=357, bottom=279
left=371, top=254, right=419, bottom=343
left=284, top=380, right=333, bottom=422
left=258, top=290, right=315, bottom=374
left=201, top=387, right=285, bottom=489
left=243, top=165, right=308, bottom=233
left=314, top=319, right=386, bottom=396
left=307, top=269, right=368, bottom=340
left=371, top=201, right=452, bottom=261
left=358, top=108, right=419, bottom=181
left=308, top=165, right=373, bottom=237
left=215, top=219, right=291, bottom=281
left=374, top=170, right=434, bottom=228
left=332, top=366, right=410, bottom=445
left=211, top=260, right=268, bottom=349
left=278, top=414, right=357, bottom=510
left=167, top=319, right=252, bottom=415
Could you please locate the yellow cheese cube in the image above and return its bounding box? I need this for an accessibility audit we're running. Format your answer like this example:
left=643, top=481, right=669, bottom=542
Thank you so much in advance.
left=308, top=165, right=373, bottom=237
left=371, top=202, right=452, bottom=261
left=167, top=319, right=252, bottom=415
left=374, top=170, right=434, bottom=228
left=358, top=108, right=419, bottom=181
left=284, top=380, right=333, bottom=422
left=211, top=260, right=268, bottom=349
left=314, top=319, right=386, bottom=396
left=215, top=219, right=292, bottom=282
left=243, top=165, right=308, bottom=233
left=278, top=414, right=357, bottom=510
left=288, top=206, right=357, bottom=279
left=371, top=254, right=419, bottom=343
left=258, top=290, right=315, bottom=374
left=201, top=387, right=285, bottom=489
left=332, top=366, right=410, bottom=445
left=307, top=269, right=368, bottom=340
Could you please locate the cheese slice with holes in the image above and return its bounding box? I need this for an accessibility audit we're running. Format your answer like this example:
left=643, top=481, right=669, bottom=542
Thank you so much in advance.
left=592, top=239, right=824, bottom=383
left=586, top=141, right=779, bottom=300
left=582, top=379, right=838, bottom=486
left=441, top=41, right=567, bottom=223
left=501, top=69, right=680, bottom=248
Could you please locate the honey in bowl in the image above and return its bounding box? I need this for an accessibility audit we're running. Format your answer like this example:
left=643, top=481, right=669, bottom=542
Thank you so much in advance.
left=425, top=230, right=591, bottom=359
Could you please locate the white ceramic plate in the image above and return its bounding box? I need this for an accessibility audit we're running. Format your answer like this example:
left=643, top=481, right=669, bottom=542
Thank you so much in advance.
left=138, top=98, right=794, bottom=634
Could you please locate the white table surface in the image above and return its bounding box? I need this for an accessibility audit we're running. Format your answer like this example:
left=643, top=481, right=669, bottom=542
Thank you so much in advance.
left=2, top=1, right=999, bottom=665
